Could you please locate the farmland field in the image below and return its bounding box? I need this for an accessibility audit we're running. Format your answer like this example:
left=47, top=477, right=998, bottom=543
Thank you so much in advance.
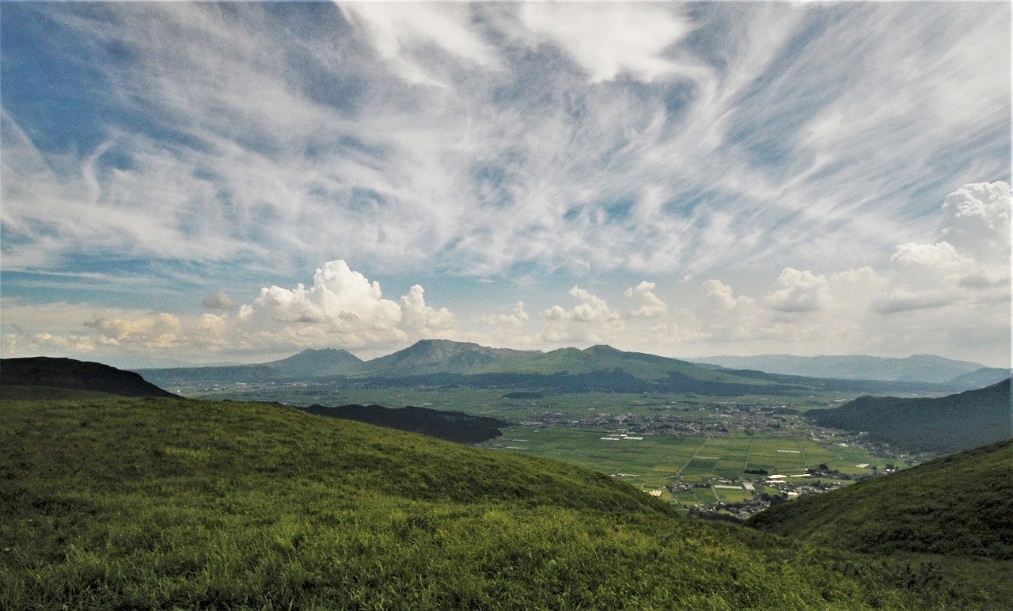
left=480, top=427, right=881, bottom=505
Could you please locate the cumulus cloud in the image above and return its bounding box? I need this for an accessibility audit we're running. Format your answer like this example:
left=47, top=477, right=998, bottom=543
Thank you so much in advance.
left=625, top=281, right=668, bottom=318
left=399, top=285, right=455, bottom=335
left=539, top=286, right=625, bottom=344
left=890, top=241, right=972, bottom=272
left=703, top=279, right=754, bottom=312
left=32, top=332, right=95, bottom=352
left=762, top=268, right=832, bottom=313
left=873, top=181, right=1010, bottom=313
left=938, top=181, right=1011, bottom=263
left=241, top=260, right=402, bottom=329
left=85, top=313, right=181, bottom=345
left=235, top=260, right=455, bottom=349
left=475, top=301, right=529, bottom=327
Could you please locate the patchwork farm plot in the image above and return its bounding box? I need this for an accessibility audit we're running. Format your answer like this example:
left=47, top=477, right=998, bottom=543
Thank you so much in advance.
left=483, top=427, right=881, bottom=507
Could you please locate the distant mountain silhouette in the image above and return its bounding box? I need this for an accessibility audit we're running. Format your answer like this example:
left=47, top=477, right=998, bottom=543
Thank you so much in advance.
left=1, top=357, right=175, bottom=398
left=358, top=339, right=535, bottom=377
left=137, top=348, right=363, bottom=387
left=264, top=348, right=364, bottom=377
left=689, top=354, right=986, bottom=385
left=947, top=366, right=1012, bottom=389
left=300, top=403, right=508, bottom=444
left=136, top=340, right=960, bottom=395
left=807, top=379, right=1012, bottom=454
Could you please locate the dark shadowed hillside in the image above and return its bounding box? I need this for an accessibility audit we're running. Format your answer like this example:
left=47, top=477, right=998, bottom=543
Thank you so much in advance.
left=1, top=357, right=175, bottom=398
left=300, top=403, right=507, bottom=444
left=747, top=439, right=1013, bottom=560
left=806, top=379, right=1011, bottom=454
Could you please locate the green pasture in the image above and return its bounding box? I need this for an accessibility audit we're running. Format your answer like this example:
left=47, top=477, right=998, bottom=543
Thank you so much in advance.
left=483, top=427, right=880, bottom=496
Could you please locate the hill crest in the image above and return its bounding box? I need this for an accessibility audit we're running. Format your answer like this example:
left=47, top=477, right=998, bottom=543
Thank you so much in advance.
left=1, top=356, right=175, bottom=398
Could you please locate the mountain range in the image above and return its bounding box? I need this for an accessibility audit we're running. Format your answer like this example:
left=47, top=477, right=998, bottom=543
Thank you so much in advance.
left=136, top=339, right=971, bottom=395
left=689, top=353, right=1009, bottom=386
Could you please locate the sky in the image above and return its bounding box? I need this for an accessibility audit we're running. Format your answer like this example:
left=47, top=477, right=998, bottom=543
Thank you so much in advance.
left=1, top=1, right=1010, bottom=369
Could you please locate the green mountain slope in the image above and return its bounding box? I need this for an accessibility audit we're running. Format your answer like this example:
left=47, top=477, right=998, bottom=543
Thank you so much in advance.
left=746, top=440, right=1013, bottom=560
left=2, top=389, right=980, bottom=609
left=358, top=339, right=536, bottom=376
left=807, top=379, right=1012, bottom=454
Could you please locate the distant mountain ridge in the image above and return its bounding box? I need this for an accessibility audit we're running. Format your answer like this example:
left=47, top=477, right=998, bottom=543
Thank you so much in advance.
left=136, top=340, right=967, bottom=395
left=137, top=348, right=363, bottom=386
left=358, top=340, right=536, bottom=377
left=265, top=348, right=364, bottom=377
left=807, top=379, right=1012, bottom=454
left=1, top=357, right=175, bottom=398
left=690, top=353, right=993, bottom=385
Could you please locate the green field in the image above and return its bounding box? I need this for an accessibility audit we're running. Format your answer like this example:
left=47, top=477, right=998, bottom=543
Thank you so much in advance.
left=482, top=427, right=880, bottom=504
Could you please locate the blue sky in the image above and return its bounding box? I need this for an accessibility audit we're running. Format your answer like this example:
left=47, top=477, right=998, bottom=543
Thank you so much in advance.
left=2, top=1, right=1010, bottom=368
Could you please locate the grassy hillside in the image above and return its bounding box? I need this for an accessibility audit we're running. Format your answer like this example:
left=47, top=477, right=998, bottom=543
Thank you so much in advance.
left=1, top=389, right=989, bottom=609
left=300, top=403, right=508, bottom=444
left=807, top=379, right=1011, bottom=454
left=746, top=440, right=1013, bottom=560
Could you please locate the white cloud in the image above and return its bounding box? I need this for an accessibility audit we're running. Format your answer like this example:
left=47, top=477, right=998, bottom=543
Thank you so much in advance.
left=539, top=286, right=624, bottom=344
left=625, top=281, right=668, bottom=318
left=703, top=279, right=754, bottom=312
left=890, top=241, right=972, bottom=272
left=399, top=285, right=455, bottom=335
left=519, top=3, right=694, bottom=83
left=240, top=260, right=404, bottom=338
left=762, top=268, right=831, bottom=313
left=938, top=181, right=1011, bottom=264
left=475, top=301, right=529, bottom=327
left=340, top=2, right=499, bottom=85
left=85, top=313, right=184, bottom=349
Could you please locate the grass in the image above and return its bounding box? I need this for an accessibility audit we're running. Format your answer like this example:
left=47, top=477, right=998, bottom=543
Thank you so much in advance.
left=1, top=389, right=1004, bottom=609
left=747, top=439, right=1013, bottom=560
